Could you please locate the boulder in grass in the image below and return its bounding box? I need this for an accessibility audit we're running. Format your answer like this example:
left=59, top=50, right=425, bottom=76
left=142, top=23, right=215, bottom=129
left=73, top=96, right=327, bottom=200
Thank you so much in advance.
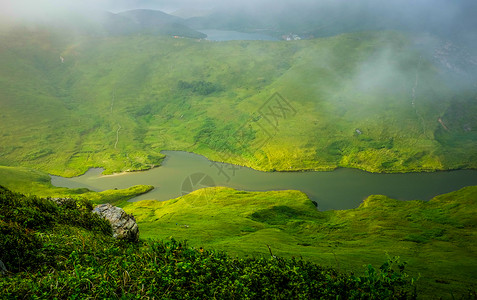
left=93, top=203, right=139, bottom=241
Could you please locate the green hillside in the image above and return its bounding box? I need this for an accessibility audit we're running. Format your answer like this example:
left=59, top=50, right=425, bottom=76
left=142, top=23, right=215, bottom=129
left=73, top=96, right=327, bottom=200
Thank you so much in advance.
left=0, top=186, right=417, bottom=299
left=124, top=186, right=477, bottom=298
left=118, top=9, right=207, bottom=39
left=0, top=28, right=475, bottom=177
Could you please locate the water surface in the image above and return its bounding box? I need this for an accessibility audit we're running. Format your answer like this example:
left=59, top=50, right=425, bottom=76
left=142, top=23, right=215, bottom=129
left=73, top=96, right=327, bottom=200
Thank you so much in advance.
left=51, top=151, right=477, bottom=210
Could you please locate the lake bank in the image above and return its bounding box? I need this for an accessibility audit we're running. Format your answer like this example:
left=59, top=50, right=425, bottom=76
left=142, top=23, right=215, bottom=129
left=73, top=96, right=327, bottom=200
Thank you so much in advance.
left=51, top=151, right=477, bottom=210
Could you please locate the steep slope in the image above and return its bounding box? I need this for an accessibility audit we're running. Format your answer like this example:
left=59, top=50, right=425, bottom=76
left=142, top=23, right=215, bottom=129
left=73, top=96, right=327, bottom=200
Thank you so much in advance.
left=0, top=28, right=475, bottom=176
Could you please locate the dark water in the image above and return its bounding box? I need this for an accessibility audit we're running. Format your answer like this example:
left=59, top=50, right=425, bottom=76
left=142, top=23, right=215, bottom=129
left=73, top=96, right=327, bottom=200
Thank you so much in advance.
left=199, top=29, right=279, bottom=41
left=50, top=151, right=477, bottom=210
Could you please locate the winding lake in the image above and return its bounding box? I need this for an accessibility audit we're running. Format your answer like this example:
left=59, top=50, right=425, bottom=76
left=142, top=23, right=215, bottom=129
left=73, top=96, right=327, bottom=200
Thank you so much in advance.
left=50, top=151, right=477, bottom=210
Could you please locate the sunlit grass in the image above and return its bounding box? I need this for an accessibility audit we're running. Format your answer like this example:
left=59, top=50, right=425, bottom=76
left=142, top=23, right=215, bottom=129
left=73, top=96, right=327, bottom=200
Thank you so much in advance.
left=125, top=186, right=477, bottom=298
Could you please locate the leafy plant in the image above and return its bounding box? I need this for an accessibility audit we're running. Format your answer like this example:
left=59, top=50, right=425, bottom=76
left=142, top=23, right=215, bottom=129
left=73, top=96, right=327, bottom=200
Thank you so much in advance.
left=349, top=256, right=418, bottom=299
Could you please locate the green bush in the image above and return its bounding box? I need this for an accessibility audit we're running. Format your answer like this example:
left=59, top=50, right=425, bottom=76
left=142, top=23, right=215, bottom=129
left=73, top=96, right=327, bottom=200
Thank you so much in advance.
left=0, top=221, right=42, bottom=272
left=0, top=237, right=418, bottom=299
left=349, top=257, right=417, bottom=299
left=177, top=80, right=220, bottom=95
left=0, top=186, right=57, bottom=230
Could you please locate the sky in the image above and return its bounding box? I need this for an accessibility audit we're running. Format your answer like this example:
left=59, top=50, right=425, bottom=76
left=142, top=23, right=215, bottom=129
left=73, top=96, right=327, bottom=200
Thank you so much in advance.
left=1, top=0, right=198, bottom=16
left=1, top=0, right=475, bottom=44
left=2, top=0, right=474, bottom=15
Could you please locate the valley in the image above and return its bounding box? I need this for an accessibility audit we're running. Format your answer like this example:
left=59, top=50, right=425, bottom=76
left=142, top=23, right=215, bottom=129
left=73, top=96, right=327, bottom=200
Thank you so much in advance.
left=1, top=1, right=476, bottom=298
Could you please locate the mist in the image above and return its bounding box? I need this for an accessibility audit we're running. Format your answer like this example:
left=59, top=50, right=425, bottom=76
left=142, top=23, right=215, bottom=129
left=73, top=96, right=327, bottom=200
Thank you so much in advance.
left=3, top=0, right=476, bottom=33
left=1, top=0, right=475, bottom=85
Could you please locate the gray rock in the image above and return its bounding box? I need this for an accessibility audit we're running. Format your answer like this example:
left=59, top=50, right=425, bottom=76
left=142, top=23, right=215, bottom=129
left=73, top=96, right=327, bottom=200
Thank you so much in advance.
left=93, top=203, right=139, bottom=241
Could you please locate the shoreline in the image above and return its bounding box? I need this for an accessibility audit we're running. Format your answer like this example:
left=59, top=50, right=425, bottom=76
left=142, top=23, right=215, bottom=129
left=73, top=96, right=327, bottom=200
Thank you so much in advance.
left=49, top=149, right=475, bottom=179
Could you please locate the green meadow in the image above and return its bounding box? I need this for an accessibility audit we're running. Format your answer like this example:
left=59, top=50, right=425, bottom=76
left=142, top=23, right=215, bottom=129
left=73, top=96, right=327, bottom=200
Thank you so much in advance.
left=1, top=29, right=475, bottom=177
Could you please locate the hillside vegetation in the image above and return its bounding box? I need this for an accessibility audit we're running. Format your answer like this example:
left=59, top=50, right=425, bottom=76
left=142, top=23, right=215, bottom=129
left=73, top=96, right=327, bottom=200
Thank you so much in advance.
left=0, top=28, right=476, bottom=176
left=1, top=181, right=476, bottom=298
left=125, top=186, right=477, bottom=298
left=0, top=186, right=417, bottom=299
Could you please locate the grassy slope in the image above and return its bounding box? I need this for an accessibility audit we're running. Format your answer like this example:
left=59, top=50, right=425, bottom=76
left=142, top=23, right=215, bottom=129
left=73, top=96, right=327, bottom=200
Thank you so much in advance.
left=0, top=28, right=475, bottom=176
left=125, top=186, right=477, bottom=298
left=0, top=166, right=154, bottom=206
left=0, top=186, right=417, bottom=299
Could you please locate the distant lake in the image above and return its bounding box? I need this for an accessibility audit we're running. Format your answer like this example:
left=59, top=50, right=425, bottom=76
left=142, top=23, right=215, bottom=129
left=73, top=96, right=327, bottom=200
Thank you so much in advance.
left=199, top=29, right=279, bottom=41
left=50, top=151, right=477, bottom=211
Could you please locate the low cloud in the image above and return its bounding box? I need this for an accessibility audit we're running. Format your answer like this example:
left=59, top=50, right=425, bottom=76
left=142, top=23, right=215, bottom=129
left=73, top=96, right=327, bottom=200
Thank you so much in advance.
left=2, top=0, right=475, bottom=46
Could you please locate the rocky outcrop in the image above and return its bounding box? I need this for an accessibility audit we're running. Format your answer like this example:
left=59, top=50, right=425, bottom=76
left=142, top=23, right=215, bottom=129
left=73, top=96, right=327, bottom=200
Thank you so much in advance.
left=93, top=204, right=139, bottom=241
